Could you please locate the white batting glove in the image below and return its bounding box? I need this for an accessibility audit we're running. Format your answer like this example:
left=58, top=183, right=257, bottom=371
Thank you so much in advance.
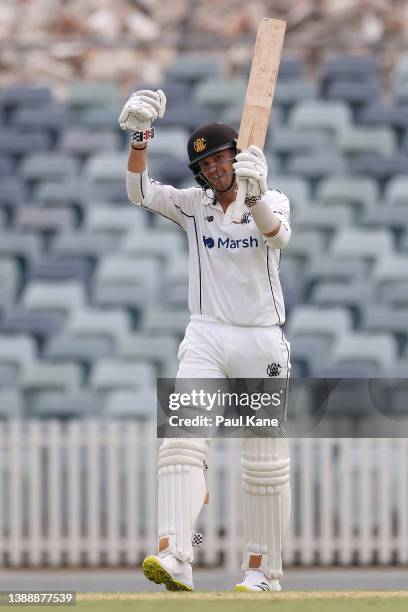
left=233, top=145, right=268, bottom=205
left=118, top=89, right=166, bottom=146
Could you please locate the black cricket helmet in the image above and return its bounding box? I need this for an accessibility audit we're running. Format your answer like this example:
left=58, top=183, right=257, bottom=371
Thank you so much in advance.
left=187, top=122, right=238, bottom=188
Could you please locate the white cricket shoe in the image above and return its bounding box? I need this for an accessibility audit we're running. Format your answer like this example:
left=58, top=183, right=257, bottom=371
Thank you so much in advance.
left=142, top=553, right=194, bottom=591
left=233, top=569, right=281, bottom=592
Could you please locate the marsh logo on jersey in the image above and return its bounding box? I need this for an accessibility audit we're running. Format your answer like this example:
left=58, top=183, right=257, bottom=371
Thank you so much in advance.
left=203, top=235, right=259, bottom=250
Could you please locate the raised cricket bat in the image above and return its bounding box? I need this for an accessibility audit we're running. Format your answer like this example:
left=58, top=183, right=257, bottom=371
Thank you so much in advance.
left=232, top=18, right=286, bottom=223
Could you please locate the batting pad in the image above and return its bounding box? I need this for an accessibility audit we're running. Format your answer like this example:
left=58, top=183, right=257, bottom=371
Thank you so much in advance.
left=241, top=437, right=291, bottom=580
left=157, top=438, right=208, bottom=562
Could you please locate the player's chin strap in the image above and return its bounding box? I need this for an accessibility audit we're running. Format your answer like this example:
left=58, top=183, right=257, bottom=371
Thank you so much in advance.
left=157, top=438, right=209, bottom=562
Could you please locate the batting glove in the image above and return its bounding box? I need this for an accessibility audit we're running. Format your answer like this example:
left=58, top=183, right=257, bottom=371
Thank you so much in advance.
left=233, top=145, right=268, bottom=205
left=118, top=89, right=166, bottom=146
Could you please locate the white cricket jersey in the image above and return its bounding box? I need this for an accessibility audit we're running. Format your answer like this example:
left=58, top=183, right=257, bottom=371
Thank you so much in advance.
left=126, top=170, right=291, bottom=327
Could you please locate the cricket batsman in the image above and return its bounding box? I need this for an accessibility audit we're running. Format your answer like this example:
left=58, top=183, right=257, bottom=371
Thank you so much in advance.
left=119, top=89, right=291, bottom=592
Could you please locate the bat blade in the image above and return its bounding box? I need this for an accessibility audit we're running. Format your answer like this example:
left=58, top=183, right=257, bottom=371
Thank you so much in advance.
left=233, top=18, right=286, bottom=223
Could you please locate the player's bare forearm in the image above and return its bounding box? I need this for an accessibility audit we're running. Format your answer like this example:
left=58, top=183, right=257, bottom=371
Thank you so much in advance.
left=128, top=145, right=148, bottom=173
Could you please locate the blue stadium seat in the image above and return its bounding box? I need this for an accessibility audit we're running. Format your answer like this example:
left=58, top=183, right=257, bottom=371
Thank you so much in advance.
left=0, top=130, right=52, bottom=157
left=325, top=79, right=380, bottom=111
left=320, top=56, right=379, bottom=95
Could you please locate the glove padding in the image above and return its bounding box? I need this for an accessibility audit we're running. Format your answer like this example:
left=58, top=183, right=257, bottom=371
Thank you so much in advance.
left=118, top=89, right=166, bottom=133
left=233, top=145, right=268, bottom=201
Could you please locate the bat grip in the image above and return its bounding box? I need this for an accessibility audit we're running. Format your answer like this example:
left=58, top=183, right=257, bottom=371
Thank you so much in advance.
left=232, top=179, right=247, bottom=223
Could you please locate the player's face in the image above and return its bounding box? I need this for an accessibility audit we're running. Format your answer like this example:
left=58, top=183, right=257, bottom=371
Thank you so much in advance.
left=198, top=149, right=236, bottom=192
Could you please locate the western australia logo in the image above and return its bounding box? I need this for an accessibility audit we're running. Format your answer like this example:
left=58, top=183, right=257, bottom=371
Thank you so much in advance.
left=203, top=235, right=259, bottom=250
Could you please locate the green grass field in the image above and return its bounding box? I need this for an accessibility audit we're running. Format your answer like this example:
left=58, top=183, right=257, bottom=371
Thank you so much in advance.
left=5, top=592, right=408, bottom=612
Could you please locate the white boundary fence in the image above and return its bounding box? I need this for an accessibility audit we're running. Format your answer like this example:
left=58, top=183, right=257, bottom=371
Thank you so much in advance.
left=0, top=419, right=407, bottom=568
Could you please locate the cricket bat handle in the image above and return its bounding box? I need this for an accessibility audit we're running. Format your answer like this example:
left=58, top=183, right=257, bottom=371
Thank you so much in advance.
left=232, top=178, right=247, bottom=223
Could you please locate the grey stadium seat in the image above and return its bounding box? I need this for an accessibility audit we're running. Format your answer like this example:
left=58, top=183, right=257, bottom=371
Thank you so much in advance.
left=274, top=79, right=317, bottom=111
left=84, top=204, right=147, bottom=235
left=0, top=232, right=42, bottom=271
left=0, top=258, right=21, bottom=309
left=165, top=54, right=222, bottom=86
left=372, top=255, right=408, bottom=301
left=289, top=100, right=352, bottom=135
left=119, top=230, right=185, bottom=260
left=193, top=78, right=247, bottom=110
left=310, top=281, right=375, bottom=325
left=316, top=176, right=378, bottom=215
left=34, top=179, right=92, bottom=211
left=337, top=127, right=395, bottom=159
left=66, top=81, right=120, bottom=113
left=287, top=151, right=346, bottom=183
left=163, top=254, right=189, bottom=309
left=65, top=308, right=131, bottom=347
left=268, top=176, right=311, bottom=211
left=0, top=129, right=52, bottom=157
left=284, top=231, right=326, bottom=266
left=84, top=152, right=128, bottom=182
left=103, top=389, right=156, bottom=418
left=92, top=255, right=162, bottom=308
left=0, top=309, right=65, bottom=345
left=51, top=232, right=119, bottom=264
left=22, top=281, right=85, bottom=317
left=268, top=127, right=331, bottom=158
left=330, top=229, right=393, bottom=263
left=293, top=205, right=353, bottom=235
left=117, top=333, right=179, bottom=378
left=0, top=334, right=37, bottom=371
left=60, top=129, right=120, bottom=158
left=288, top=306, right=353, bottom=342
left=141, top=308, right=190, bottom=338
left=89, top=359, right=156, bottom=393
left=360, top=306, right=408, bottom=353
left=29, top=391, right=98, bottom=418
left=0, top=390, right=25, bottom=417
left=20, top=153, right=79, bottom=185
left=21, top=362, right=83, bottom=397
left=44, top=333, right=114, bottom=368
left=147, top=128, right=188, bottom=161
left=14, top=207, right=76, bottom=234
left=304, top=257, right=368, bottom=296
left=385, top=176, right=408, bottom=207
left=328, top=333, right=398, bottom=376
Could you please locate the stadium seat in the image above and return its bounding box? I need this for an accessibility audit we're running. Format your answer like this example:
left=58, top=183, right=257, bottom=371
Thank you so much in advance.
left=0, top=389, right=25, bottom=417
left=284, top=231, right=326, bottom=266
left=287, top=151, right=347, bottom=183
left=14, top=207, right=76, bottom=234
left=60, top=129, right=120, bottom=158
left=268, top=176, right=311, bottom=211
left=21, top=362, right=83, bottom=398
left=0, top=157, right=15, bottom=177
left=12, top=107, right=68, bottom=144
left=0, top=129, right=52, bottom=157
left=0, top=232, right=42, bottom=272
left=147, top=128, right=188, bottom=160
left=29, top=391, right=98, bottom=418
left=330, top=228, right=393, bottom=263
left=34, top=179, right=92, bottom=212
left=0, top=309, right=65, bottom=345
left=0, top=258, right=21, bottom=309
left=0, top=85, right=53, bottom=114
left=316, top=176, right=378, bottom=215
left=165, top=54, right=222, bottom=86
left=22, top=281, right=85, bottom=316
left=360, top=306, right=408, bottom=353
left=310, top=281, right=375, bottom=325
left=288, top=306, right=353, bottom=341
left=66, top=81, right=120, bottom=113
left=141, top=308, right=190, bottom=337
left=360, top=206, right=408, bottom=234
left=0, top=178, right=26, bottom=213
left=274, top=79, right=317, bottom=111
left=84, top=152, right=128, bottom=182
left=20, top=153, right=79, bottom=186
left=385, top=176, right=408, bottom=207
left=193, top=78, right=247, bottom=110
left=0, top=334, right=37, bottom=370
left=163, top=254, right=189, bottom=308
left=117, top=333, right=179, bottom=378
left=89, top=359, right=156, bottom=393
left=92, top=255, right=162, bottom=308
left=293, top=205, right=353, bottom=235
left=84, top=204, right=147, bottom=235
left=320, top=56, right=379, bottom=95
left=289, top=100, right=352, bottom=135
left=80, top=107, right=119, bottom=131
left=160, top=103, right=216, bottom=132
left=325, top=79, right=380, bottom=111
left=103, top=389, right=156, bottom=418
left=351, top=154, right=408, bottom=185
left=27, top=257, right=92, bottom=284
left=44, top=333, right=114, bottom=368
left=51, top=232, right=119, bottom=264
left=65, top=307, right=131, bottom=347
left=119, top=230, right=185, bottom=260
left=328, top=333, right=398, bottom=375
left=359, top=104, right=408, bottom=136
left=372, top=255, right=408, bottom=301
left=268, top=127, right=332, bottom=158
left=337, top=127, right=395, bottom=159
left=304, top=257, right=368, bottom=297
